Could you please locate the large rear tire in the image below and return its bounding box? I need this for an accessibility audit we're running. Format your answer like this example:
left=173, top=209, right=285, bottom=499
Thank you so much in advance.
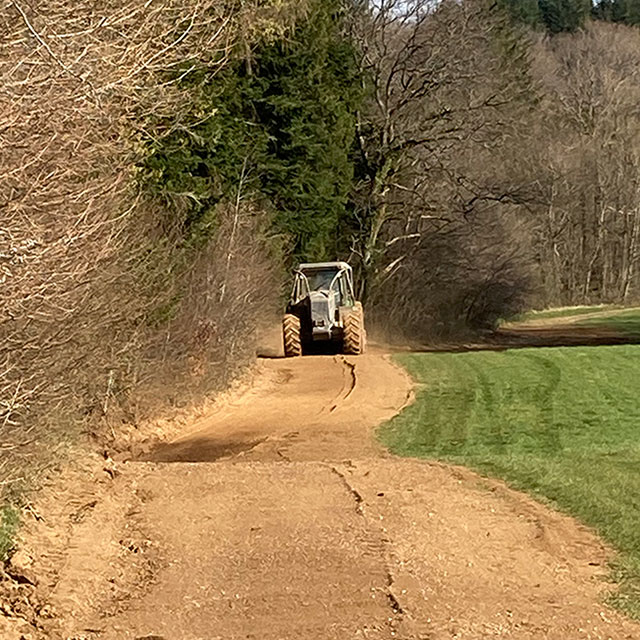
left=283, top=313, right=303, bottom=357
left=356, top=302, right=367, bottom=353
left=343, top=304, right=365, bottom=355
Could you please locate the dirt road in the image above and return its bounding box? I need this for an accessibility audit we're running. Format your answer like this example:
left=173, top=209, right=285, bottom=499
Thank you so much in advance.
left=9, top=347, right=640, bottom=639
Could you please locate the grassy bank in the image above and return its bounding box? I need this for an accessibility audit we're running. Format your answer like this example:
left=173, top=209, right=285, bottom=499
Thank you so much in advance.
left=0, top=505, right=20, bottom=560
left=381, top=346, right=640, bottom=616
left=512, top=305, right=618, bottom=322
left=581, top=309, right=640, bottom=337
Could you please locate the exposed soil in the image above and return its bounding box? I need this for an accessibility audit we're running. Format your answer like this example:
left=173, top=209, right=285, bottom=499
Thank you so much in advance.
left=502, top=307, right=633, bottom=328
left=490, top=307, right=640, bottom=349
left=490, top=324, right=640, bottom=349
left=3, top=338, right=640, bottom=639
left=410, top=313, right=640, bottom=354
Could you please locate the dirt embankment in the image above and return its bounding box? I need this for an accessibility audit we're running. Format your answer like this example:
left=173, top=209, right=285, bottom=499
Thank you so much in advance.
left=2, top=341, right=640, bottom=639
left=492, top=307, right=640, bottom=349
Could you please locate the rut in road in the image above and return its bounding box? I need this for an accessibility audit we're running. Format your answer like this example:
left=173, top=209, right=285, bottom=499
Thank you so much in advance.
left=14, top=350, right=640, bottom=640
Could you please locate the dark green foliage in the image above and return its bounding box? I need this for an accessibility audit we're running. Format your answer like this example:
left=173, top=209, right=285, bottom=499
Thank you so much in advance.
left=504, top=0, right=640, bottom=32
left=498, top=0, right=543, bottom=27
left=593, top=0, right=640, bottom=25
left=140, top=0, right=363, bottom=261
left=538, top=0, right=591, bottom=32
left=243, top=2, right=363, bottom=260
left=499, top=0, right=591, bottom=32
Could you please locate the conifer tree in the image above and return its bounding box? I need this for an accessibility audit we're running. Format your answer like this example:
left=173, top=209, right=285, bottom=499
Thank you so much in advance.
left=142, top=0, right=362, bottom=261
left=538, top=0, right=591, bottom=32
left=498, top=0, right=543, bottom=27
left=593, top=0, right=640, bottom=25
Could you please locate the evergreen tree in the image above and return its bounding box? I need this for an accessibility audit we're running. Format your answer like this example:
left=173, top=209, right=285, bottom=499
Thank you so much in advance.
left=141, top=0, right=362, bottom=261
left=499, top=0, right=593, bottom=33
left=538, top=0, right=591, bottom=32
left=593, top=0, right=640, bottom=25
left=629, top=0, right=640, bottom=23
left=242, top=0, right=363, bottom=260
left=498, top=0, right=543, bottom=28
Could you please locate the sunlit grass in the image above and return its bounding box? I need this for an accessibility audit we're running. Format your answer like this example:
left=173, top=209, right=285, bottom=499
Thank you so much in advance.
left=511, top=305, right=617, bottom=323
left=0, top=505, right=19, bottom=560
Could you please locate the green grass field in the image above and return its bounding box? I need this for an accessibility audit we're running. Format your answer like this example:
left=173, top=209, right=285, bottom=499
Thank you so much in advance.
left=381, top=347, right=640, bottom=615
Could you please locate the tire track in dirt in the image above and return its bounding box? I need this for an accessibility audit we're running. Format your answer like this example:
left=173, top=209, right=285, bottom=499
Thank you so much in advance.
left=8, top=344, right=640, bottom=639
left=326, top=356, right=357, bottom=414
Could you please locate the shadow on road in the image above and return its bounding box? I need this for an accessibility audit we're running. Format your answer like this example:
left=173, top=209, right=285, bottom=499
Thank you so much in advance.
left=143, top=435, right=266, bottom=463
left=256, top=341, right=345, bottom=359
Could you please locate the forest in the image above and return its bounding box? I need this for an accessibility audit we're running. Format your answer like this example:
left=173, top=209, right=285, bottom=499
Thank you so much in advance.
left=1, top=0, right=640, bottom=498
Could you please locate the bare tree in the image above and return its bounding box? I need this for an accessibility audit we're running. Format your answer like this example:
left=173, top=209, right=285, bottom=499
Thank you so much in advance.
left=347, top=0, right=536, bottom=336
left=530, top=22, right=640, bottom=306
left=0, top=0, right=292, bottom=492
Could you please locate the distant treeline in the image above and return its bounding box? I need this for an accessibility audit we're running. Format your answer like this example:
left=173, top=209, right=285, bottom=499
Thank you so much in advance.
left=501, top=0, right=640, bottom=32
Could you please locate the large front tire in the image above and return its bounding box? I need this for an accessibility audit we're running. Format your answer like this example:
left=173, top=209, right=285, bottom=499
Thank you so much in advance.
left=283, top=313, right=302, bottom=357
left=343, top=304, right=365, bottom=355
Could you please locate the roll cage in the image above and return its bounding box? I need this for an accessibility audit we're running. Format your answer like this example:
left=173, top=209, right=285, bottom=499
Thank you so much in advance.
left=290, top=263, right=356, bottom=307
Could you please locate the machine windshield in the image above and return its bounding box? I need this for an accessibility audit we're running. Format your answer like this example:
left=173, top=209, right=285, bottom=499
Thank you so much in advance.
left=304, top=269, right=338, bottom=292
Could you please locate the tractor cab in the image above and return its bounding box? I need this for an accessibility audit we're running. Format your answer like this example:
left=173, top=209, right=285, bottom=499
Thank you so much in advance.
left=290, top=262, right=355, bottom=308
